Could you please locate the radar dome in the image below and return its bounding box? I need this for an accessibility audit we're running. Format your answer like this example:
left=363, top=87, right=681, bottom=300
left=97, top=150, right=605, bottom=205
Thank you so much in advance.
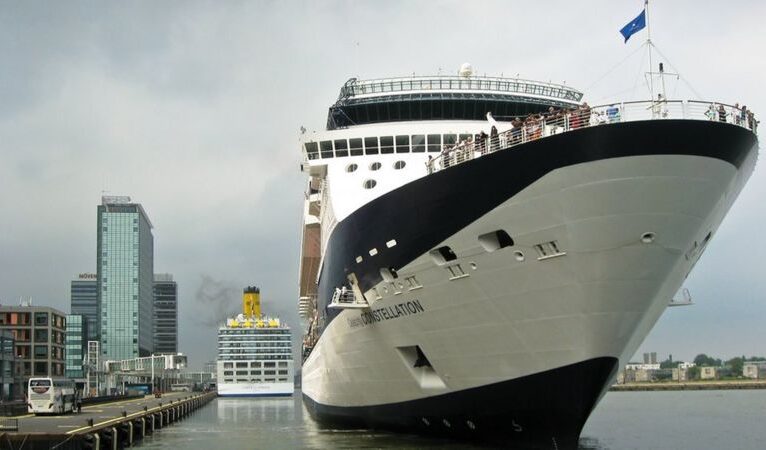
left=459, top=63, right=473, bottom=78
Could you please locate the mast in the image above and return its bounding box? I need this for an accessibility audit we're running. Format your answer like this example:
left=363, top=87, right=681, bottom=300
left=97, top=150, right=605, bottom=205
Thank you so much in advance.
left=645, top=0, right=654, bottom=100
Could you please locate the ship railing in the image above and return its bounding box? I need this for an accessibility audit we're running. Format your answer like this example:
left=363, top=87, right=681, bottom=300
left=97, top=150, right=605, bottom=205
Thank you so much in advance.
left=328, top=287, right=368, bottom=310
left=427, top=99, right=758, bottom=174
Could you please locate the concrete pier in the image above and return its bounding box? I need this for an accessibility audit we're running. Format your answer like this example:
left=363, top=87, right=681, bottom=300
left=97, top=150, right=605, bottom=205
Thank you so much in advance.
left=0, top=391, right=216, bottom=449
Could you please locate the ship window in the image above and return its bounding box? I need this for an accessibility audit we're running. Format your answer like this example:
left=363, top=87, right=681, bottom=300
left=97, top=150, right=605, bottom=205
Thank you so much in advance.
left=236, top=370, right=248, bottom=375
left=429, top=246, right=457, bottom=265
left=443, top=134, right=457, bottom=148
left=264, top=362, right=275, bottom=367
left=250, top=362, right=261, bottom=367
left=364, top=136, right=379, bottom=155
left=380, top=136, right=394, bottom=154
left=349, top=138, right=363, bottom=156
left=264, top=370, right=276, bottom=375
left=278, top=378, right=288, bottom=382
left=278, top=362, right=288, bottom=367
left=224, top=362, right=233, bottom=368
left=478, top=230, right=514, bottom=252
left=223, top=371, right=233, bottom=376
left=395, top=135, right=410, bottom=153
left=369, top=162, right=382, bottom=171
left=427, top=134, right=441, bottom=152
left=459, top=133, right=472, bottom=142
left=236, top=362, right=248, bottom=368
left=251, top=370, right=261, bottom=375
left=320, top=140, right=334, bottom=158
left=363, top=179, right=377, bottom=189
left=394, top=161, right=406, bottom=170
left=305, top=142, right=319, bottom=160
left=411, top=135, right=426, bottom=153
left=346, top=163, right=358, bottom=173
left=334, top=139, right=348, bottom=157
left=278, top=370, right=288, bottom=375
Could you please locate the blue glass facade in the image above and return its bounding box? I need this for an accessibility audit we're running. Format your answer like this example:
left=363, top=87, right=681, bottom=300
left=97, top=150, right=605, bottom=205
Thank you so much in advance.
left=97, top=198, right=154, bottom=360
left=65, top=314, right=87, bottom=378
left=71, top=276, right=99, bottom=342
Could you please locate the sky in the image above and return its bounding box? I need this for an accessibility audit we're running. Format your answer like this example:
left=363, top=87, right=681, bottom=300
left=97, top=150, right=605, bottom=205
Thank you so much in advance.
left=1, top=1, right=764, bottom=369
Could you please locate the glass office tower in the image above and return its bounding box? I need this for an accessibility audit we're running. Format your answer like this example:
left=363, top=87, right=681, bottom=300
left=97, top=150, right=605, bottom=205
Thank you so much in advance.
left=71, top=274, right=99, bottom=341
left=153, top=273, right=178, bottom=354
left=97, top=196, right=154, bottom=360
left=65, top=314, right=88, bottom=378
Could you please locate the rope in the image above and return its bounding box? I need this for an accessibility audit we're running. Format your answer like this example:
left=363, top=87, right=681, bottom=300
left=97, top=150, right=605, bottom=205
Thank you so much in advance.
left=584, top=42, right=647, bottom=92
left=651, top=42, right=706, bottom=100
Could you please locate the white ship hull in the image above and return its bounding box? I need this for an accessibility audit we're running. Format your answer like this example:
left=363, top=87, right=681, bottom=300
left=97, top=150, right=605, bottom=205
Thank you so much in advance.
left=301, top=119, right=758, bottom=447
left=217, top=382, right=294, bottom=397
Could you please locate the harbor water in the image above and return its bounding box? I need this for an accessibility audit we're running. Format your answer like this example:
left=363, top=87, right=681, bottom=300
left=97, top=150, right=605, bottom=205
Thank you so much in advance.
left=135, top=390, right=766, bottom=449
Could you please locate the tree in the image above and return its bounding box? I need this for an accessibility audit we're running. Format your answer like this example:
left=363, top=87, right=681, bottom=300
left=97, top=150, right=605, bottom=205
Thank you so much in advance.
left=726, top=357, right=744, bottom=377
left=693, top=354, right=722, bottom=367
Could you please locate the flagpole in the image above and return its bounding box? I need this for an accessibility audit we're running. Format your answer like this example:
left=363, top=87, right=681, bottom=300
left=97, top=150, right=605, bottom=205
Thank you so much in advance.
left=645, top=0, right=654, bottom=100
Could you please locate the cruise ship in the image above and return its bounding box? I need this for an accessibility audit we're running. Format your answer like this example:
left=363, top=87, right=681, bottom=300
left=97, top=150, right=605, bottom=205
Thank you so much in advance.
left=217, top=287, right=294, bottom=397
left=297, top=65, right=759, bottom=447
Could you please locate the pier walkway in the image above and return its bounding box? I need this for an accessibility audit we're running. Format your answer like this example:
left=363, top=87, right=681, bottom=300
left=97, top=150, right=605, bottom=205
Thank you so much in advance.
left=1, top=391, right=216, bottom=449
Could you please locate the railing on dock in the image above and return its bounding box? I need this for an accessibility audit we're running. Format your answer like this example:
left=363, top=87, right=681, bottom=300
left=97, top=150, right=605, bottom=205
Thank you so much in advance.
left=427, top=100, right=758, bottom=174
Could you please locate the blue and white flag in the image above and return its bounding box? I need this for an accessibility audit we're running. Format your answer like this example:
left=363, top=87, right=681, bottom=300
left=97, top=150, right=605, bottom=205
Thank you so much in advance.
left=620, top=9, right=646, bottom=43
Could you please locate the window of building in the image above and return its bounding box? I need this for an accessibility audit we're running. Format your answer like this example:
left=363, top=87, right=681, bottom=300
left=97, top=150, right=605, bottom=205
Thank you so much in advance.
left=34, top=329, right=48, bottom=342
left=236, top=362, right=248, bottom=368
left=236, top=370, right=248, bottom=375
left=278, top=370, right=288, bottom=375
left=34, top=361, right=48, bottom=375
left=264, top=370, right=276, bottom=375
left=34, top=312, right=48, bottom=326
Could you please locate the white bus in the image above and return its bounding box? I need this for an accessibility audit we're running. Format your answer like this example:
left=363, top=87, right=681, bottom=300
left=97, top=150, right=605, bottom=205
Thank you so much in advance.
left=170, top=383, right=191, bottom=392
left=27, top=378, right=77, bottom=415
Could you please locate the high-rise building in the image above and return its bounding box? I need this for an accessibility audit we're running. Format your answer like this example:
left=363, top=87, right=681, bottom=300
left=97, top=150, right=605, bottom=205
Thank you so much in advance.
left=97, top=196, right=154, bottom=360
left=0, top=305, right=66, bottom=380
left=71, top=273, right=99, bottom=341
left=65, top=314, right=88, bottom=379
left=0, top=330, right=19, bottom=400
left=153, top=273, right=178, bottom=354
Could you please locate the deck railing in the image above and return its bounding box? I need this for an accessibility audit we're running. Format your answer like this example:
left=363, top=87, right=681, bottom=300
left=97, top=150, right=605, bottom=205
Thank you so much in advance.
left=427, top=100, right=758, bottom=174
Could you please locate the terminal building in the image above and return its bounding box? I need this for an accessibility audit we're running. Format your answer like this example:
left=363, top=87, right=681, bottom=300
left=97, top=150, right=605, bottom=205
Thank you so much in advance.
left=0, top=305, right=67, bottom=381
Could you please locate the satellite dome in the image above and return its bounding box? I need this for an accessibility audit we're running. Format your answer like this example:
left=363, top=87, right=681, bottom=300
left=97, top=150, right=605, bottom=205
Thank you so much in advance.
left=459, top=63, right=473, bottom=78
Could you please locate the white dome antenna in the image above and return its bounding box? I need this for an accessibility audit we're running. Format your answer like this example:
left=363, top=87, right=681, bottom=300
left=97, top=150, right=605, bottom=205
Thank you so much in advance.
left=459, top=63, right=473, bottom=78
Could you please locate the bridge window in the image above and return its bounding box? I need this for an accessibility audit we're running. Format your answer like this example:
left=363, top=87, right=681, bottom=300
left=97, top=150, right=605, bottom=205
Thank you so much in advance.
left=305, top=142, right=319, bottom=160
left=364, top=136, right=379, bottom=155
left=380, top=136, right=394, bottom=154
left=411, top=135, right=426, bottom=152
left=320, top=140, right=334, bottom=158
left=349, top=138, right=363, bottom=156
left=334, top=139, right=348, bottom=157
left=395, top=135, right=410, bottom=153
left=427, top=134, right=441, bottom=152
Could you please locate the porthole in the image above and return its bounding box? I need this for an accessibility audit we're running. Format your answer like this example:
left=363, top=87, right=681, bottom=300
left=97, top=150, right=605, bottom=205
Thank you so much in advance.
left=369, top=162, right=382, bottom=171
left=363, top=179, right=377, bottom=189
left=514, top=251, right=525, bottom=262
left=346, top=163, right=358, bottom=173
left=394, top=160, right=406, bottom=170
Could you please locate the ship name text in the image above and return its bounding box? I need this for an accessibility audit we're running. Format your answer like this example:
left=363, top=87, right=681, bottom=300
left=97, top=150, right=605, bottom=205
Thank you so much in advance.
left=347, top=300, right=425, bottom=328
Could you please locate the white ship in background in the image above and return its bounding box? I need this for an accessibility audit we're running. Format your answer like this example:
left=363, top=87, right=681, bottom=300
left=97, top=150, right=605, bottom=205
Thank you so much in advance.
left=217, top=287, right=293, bottom=397
left=296, top=59, right=758, bottom=446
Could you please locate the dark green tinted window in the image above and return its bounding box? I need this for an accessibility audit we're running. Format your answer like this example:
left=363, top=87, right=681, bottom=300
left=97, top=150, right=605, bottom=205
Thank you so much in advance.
left=349, top=138, right=363, bottom=156
left=305, top=142, right=319, bottom=160
left=320, top=141, right=333, bottom=158
left=334, top=139, right=348, bottom=157
left=411, top=135, right=426, bottom=152
left=364, top=137, right=379, bottom=154
left=427, top=134, right=441, bottom=152
left=380, top=136, right=394, bottom=154
left=395, top=135, right=410, bottom=153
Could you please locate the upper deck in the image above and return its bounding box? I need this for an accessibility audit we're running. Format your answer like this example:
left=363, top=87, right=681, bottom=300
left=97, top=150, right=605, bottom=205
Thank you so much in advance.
left=327, top=75, right=584, bottom=130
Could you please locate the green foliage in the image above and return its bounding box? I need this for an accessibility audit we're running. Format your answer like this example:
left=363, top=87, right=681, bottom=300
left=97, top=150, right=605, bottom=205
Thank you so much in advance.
left=725, top=357, right=744, bottom=377
left=660, top=358, right=680, bottom=369
left=693, top=353, right=722, bottom=367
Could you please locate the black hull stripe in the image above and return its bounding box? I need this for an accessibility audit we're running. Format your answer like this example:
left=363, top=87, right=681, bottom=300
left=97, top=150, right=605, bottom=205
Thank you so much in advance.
left=303, top=356, right=619, bottom=448
left=318, top=120, right=757, bottom=321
